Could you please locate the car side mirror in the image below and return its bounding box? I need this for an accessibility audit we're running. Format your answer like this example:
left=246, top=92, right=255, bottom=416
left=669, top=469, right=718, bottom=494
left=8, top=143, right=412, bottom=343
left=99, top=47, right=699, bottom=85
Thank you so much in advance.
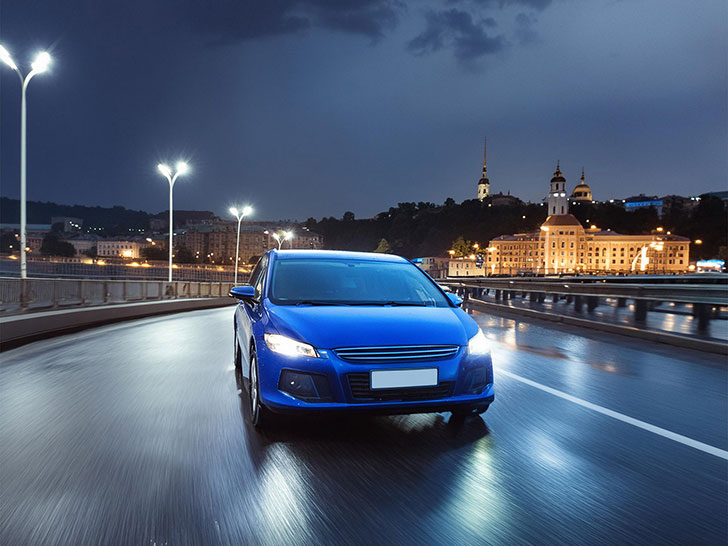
left=446, top=292, right=463, bottom=307
left=230, top=285, right=257, bottom=303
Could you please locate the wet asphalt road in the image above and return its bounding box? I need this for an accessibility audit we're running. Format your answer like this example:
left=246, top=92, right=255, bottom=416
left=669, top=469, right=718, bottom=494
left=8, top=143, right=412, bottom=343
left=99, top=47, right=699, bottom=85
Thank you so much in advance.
left=1, top=307, right=726, bottom=545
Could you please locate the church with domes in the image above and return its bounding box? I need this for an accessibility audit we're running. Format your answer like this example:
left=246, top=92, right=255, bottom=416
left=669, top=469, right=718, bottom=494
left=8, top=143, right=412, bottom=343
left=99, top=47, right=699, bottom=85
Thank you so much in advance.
left=571, top=169, right=592, bottom=202
left=452, top=162, right=690, bottom=276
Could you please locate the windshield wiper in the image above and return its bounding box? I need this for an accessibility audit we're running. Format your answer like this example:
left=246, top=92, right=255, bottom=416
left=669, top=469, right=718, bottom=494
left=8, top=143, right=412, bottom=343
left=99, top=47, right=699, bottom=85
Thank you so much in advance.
left=295, top=300, right=350, bottom=306
left=349, top=301, right=428, bottom=307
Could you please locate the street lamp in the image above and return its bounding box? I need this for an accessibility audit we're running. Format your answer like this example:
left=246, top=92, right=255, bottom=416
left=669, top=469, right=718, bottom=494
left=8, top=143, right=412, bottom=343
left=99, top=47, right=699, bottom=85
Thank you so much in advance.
left=540, top=226, right=550, bottom=275
left=0, top=45, right=52, bottom=279
left=272, top=230, right=293, bottom=250
left=229, top=205, right=253, bottom=284
left=157, top=161, right=189, bottom=282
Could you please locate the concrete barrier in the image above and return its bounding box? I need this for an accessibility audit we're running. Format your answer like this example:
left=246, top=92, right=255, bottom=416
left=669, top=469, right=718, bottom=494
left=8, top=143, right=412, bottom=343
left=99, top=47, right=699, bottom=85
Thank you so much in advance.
left=0, top=298, right=235, bottom=351
left=466, top=298, right=727, bottom=356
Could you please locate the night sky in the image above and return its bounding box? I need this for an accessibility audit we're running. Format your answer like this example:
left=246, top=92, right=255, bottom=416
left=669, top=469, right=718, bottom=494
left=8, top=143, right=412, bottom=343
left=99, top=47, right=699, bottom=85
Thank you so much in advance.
left=1, top=0, right=726, bottom=221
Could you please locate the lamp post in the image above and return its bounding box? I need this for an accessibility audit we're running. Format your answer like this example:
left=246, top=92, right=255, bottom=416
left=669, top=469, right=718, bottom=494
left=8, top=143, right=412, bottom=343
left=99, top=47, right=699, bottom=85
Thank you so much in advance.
left=272, top=230, right=293, bottom=250
left=0, top=45, right=52, bottom=279
left=229, top=206, right=253, bottom=284
left=157, top=162, right=189, bottom=282
left=540, top=226, right=550, bottom=275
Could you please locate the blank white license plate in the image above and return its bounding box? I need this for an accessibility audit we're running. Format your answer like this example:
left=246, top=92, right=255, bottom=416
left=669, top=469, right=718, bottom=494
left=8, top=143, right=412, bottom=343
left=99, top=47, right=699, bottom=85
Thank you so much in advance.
left=370, top=368, right=438, bottom=390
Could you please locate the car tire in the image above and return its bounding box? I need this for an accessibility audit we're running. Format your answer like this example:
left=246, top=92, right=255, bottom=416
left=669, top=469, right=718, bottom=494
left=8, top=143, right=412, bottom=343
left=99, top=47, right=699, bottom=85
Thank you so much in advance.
left=233, top=339, right=244, bottom=391
left=248, top=349, right=272, bottom=429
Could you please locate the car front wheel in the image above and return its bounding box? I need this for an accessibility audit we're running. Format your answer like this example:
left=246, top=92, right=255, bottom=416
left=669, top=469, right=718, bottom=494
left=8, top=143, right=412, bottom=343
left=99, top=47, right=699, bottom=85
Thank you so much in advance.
left=249, top=349, right=272, bottom=428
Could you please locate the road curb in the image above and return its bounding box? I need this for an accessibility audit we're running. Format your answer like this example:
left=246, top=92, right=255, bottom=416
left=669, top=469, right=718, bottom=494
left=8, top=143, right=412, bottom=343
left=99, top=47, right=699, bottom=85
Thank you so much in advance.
left=466, top=299, right=728, bottom=356
left=0, top=298, right=235, bottom=352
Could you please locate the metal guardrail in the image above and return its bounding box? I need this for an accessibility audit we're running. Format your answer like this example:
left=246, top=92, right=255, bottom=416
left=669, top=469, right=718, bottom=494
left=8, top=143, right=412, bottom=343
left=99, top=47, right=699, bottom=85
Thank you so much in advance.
left=441, top=277, right=728, bottom=333
left=0, top=277, right=235, bottom=315
left=444, top=278, right=728, bottom=305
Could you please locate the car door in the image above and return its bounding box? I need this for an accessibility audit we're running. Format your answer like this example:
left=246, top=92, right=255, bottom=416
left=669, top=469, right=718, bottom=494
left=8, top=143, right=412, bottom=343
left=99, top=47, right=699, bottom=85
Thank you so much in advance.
left=235, top=254, right=269, bottom=375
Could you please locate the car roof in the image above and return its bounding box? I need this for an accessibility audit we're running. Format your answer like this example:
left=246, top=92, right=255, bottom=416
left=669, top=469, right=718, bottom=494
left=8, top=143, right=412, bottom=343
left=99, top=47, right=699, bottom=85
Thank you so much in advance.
left=270, top=249, right=409, bottom=263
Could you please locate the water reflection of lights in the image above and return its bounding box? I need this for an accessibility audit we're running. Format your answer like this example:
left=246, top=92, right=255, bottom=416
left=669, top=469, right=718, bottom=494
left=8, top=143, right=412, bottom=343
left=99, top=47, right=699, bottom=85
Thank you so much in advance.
left=259, top=447, right=312, bottom=542
left=447, top=437, right=506, bottom=535
left=530, top=431, right=572, bottom=471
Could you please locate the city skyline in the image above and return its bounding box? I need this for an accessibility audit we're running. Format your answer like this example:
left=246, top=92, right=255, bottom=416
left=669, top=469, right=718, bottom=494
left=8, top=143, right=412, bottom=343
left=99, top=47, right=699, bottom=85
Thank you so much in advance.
left=1, top=1, right=726, bottom=221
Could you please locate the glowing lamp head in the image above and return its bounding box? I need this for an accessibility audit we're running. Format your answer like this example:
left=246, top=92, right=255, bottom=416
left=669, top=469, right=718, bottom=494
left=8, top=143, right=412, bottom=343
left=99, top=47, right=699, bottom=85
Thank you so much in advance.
left=31, top=51, right=51, bottom=73
left=158, top=163, right=172, bottom=177
left=176, top=161, right=189, bottom=175
left=272, top=233, right=281, bottom=242
left=0, top=45, right=17, bottom=70
left=229, top=207, right=238, bottom=217
left=242, top=206, right=253, bottom=216
left=284, top=230, right=293, bottom=240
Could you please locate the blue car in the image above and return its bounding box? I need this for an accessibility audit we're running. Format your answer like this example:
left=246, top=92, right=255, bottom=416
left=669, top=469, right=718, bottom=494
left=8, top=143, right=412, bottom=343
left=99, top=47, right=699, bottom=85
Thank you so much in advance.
left=231, top=250, right=494, bottom=428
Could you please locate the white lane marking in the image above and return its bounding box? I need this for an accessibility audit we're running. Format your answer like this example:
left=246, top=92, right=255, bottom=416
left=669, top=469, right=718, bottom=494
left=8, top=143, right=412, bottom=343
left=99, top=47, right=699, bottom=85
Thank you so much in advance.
left=499, top=369, right=728, bottom=461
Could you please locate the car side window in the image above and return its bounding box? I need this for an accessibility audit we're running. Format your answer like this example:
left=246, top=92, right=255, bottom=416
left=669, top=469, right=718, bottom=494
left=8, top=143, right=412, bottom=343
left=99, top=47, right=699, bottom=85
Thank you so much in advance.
left=247, top=256, right=264, bottom=288
left=254, top=255, right=268, bottom=300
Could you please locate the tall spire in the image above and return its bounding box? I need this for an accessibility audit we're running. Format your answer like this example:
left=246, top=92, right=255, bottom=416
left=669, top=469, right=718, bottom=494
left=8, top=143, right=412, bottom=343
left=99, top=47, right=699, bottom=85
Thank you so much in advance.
left=581, top=167, right=585, bottom=182
left=483, top=137, right=487, bottom=172
left=477, top=136, right=490, bottom=201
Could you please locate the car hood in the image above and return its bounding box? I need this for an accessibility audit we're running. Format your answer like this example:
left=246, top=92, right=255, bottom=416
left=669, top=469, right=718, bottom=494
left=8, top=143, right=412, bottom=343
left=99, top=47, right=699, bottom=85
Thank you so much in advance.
left=266, top=304, right=478, bottom=349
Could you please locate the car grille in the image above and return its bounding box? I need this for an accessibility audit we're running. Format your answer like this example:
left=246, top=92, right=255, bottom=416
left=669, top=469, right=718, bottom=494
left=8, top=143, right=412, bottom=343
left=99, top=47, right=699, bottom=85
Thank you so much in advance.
left=347, top=373, right=453, bottom=401
left=334, top=345, right=459, bottom=362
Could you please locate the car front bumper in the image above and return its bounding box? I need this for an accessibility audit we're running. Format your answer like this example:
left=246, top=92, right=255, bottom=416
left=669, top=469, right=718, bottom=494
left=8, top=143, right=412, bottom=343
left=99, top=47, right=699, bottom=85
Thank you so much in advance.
left=255, top=340, right=495, bottom=415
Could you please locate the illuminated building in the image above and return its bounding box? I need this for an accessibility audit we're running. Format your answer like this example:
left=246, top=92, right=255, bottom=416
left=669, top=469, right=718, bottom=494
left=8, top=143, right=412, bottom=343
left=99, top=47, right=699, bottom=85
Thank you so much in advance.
left=451, top=163, right=691, bottom=276
left=97, top=239, right=144, bottom=259
left=570, top=169, right=592, bottom=202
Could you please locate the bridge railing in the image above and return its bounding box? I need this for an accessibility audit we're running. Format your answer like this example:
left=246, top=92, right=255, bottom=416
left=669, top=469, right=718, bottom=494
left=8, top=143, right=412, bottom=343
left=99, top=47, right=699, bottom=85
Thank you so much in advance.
left=440, top=277, right=728, bottom=335
left=0, top=277, right=235, bottom=315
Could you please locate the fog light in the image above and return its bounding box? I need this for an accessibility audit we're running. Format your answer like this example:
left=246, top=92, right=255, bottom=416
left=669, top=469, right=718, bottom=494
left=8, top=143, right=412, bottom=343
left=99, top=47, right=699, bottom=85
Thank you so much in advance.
left=468, top=369, right=490, bottom=394
left=278, top=370, right=334, bottom=402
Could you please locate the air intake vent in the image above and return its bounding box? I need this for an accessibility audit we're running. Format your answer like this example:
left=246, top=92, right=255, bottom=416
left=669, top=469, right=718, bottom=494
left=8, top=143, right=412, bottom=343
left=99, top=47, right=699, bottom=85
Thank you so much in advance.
left=334, top=345, right=459, bottom=362
left=348, top=373, right=453, bottom=401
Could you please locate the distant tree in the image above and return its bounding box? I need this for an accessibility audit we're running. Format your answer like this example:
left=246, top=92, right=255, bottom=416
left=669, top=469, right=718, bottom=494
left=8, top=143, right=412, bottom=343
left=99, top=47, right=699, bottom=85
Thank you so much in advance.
left=141, top=245, right=167, bottom=260
left=374, top=238, right=391, bottom=253
left=343, top=211, right=355, bottom=222
left=0, top=232, right=16, bottom=254
left=173, top=245, right=195, bottom=263
left=444, top=197, right=456, bottom=208
left=40, top=234, right=75, bottom=257
left=450, top=236, right=474, bottom=258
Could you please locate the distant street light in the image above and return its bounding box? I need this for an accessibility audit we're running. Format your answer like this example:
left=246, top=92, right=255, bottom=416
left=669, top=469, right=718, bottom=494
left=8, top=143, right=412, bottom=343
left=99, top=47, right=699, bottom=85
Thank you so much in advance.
left=157, top=161, right=189, bottom=282
left=272, top=230, right=293, bottom=250
left=540, top=225, right=551, bottom=274
left=0, top=45, right=52, bottom=279
left=229, top=205, right=253, bottom=284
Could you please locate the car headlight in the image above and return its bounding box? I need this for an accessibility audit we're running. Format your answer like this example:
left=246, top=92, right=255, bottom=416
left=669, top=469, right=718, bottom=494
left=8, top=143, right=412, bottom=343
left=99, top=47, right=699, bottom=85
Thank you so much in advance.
left=264, top=333, right=319, bottom=358
left=467, top=329, right=491, bottom=355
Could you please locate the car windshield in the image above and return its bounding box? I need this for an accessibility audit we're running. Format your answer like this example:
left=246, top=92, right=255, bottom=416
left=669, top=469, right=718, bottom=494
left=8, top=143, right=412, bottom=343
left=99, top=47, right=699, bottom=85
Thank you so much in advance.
left=269, top=258, right=451, bottom=307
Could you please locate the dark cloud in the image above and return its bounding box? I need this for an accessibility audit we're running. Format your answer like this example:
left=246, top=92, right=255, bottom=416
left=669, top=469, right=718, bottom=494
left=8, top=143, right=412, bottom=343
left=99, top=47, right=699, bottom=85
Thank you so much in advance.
left=464, top=0, right=552, bottom=10
left=309, top=0, right=403, bottom=39
left=183, top=0, right=403, bottom=43
left=407, top=9, right=505, bottom=61
left=514, top=12, right=539, bottom=44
